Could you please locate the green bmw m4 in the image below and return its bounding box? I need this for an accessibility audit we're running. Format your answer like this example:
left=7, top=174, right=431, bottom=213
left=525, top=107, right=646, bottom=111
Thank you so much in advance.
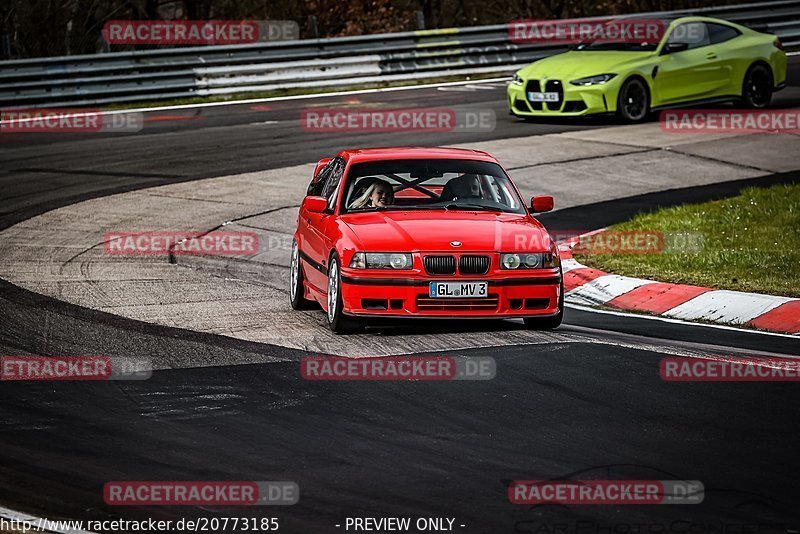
left=508, top=16, right=787, bottom=121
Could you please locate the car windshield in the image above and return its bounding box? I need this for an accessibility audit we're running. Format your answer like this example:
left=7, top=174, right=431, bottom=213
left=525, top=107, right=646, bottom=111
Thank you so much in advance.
left=342, top=159, right=525, bottom=214
left=573, top=18, right=668, bottom=51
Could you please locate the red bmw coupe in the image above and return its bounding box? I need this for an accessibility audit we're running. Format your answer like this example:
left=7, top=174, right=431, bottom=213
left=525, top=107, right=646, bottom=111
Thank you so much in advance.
left=290, top=147, right=563, bottom=333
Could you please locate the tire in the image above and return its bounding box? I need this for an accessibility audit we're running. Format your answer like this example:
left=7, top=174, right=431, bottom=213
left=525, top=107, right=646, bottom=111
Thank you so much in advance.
left=523, top=278, right=564, bottom=330
left=616, top=77, right=650, bottom=122
left=325, top=254, right=360, bottom=334
left=741, top=63, right=773, bottom=109
left=289, top=239, right=315, bottom=310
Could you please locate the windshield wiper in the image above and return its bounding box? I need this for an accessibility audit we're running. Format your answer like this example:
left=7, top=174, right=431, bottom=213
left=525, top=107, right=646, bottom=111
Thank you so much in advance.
left=443, top=203, right=501, bottom=212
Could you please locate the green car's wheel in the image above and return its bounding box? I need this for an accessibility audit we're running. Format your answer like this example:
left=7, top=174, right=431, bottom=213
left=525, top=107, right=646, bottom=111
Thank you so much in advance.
left=742, top=64, right=773, bottom=109
left=617, top=77, right=650, bottom=122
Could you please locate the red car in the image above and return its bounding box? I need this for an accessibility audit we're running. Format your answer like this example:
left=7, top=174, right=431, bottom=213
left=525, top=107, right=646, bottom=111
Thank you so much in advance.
left=290, top=147, right=564, bottom=333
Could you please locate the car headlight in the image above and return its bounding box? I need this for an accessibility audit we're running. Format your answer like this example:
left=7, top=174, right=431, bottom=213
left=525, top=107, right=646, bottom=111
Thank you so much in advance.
left=570, top=74, right=616, bottom=86
left=501, top=253, right=559, bottom=269
left=349, top=252, right=412, bottom=269
left=512, top=73, right=524, bottom=85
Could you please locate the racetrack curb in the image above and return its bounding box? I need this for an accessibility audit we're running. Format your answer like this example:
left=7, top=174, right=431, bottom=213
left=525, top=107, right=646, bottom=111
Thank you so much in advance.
left=559, top=232, right=800, bottom=335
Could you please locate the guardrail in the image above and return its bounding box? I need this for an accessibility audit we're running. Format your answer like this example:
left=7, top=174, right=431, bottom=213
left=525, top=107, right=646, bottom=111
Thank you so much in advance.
left=1, top=0, right=799, bottom=108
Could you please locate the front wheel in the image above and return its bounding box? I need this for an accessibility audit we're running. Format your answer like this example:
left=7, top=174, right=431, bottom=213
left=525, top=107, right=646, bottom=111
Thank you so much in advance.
left=523, top=279, right=564, bottom=330
left=289, top=240, right=315, bottom=310
left=617, top=77, right=650, bottom=122
left=741, top=64, right=773, bottom=109
left=326, top=255, right=360, bottom=334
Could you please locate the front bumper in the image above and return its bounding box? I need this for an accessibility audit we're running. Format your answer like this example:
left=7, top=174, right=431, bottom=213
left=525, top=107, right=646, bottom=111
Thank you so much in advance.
left=507, top=77, right=623, bottom=117
left=340, top=271, right=562, bottom=318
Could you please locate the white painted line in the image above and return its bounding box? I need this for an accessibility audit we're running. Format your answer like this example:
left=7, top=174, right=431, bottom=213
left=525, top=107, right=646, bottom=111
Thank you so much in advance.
left=663, top=290, right=795, bottom=324
left=437, top=86, right=479, bottom=92
left=565, top=274, right=654, bottom=306
left=560, top=258, right=584, bottom=274
left=565, top=302, right=800, bottom=341
left=0, top=77, right=510, bottom=124
left=465, top=84, right=498, bottom=90
left=0, top=505, right=96, bottom=534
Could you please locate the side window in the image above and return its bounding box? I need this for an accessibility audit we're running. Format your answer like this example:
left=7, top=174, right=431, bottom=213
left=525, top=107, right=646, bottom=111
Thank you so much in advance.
left=707, top=22, right=740, bottom=45
left=307, top=160, right=334, bottom=197
left=321, top=158, right=346, bottom=211
left=667, top=22, right=710, bottom=50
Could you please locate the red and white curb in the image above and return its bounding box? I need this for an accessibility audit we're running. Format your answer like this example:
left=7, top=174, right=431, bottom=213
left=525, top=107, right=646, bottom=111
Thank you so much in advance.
left=559, top=233, right=800, bottom=335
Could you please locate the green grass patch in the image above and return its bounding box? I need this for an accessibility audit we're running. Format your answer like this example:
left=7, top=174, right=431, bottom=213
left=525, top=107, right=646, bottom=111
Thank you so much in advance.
left=574, top=183, right=800, bottom=298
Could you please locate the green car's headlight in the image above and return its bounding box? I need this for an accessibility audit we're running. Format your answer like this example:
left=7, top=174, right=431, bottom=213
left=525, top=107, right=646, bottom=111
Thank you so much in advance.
left=570, top=74, right=617, bottom=86
left=349, top=252, right=412, bottom=270
left=512, top=73, right=524, bottom=85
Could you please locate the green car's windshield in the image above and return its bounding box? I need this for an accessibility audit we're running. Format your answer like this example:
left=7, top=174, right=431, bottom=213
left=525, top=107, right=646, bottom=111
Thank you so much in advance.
left=574, top=18, right=668, bottom=51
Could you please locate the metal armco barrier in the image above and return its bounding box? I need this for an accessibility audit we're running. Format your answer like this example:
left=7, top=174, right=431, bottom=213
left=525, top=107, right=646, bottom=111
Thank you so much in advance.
left=1, top=0, right=799, bottom=107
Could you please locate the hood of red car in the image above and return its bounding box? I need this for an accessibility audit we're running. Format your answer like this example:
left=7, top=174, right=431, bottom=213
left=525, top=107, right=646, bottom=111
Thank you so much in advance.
left=340, top=210, right=552, bottom=252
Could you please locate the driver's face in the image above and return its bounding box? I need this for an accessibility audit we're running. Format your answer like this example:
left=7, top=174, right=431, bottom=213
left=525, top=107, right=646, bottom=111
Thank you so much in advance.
left=371, top=185, right=393, bottom=207
left=467, top=178, right=481, bottom=197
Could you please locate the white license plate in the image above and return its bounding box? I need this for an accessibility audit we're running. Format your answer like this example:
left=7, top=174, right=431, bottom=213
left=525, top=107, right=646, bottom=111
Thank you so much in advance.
left=528, top=92, right=559, bottom=102
left=429, top=281, right=488, bottom=298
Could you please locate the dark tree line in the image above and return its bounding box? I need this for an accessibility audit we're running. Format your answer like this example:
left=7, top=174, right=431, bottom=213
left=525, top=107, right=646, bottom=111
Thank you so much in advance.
left=1, top=0, right=750, bottom=59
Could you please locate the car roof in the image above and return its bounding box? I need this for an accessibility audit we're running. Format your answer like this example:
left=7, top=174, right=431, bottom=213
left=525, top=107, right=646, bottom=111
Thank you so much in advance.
left=337, top=147, right=498, bottom=164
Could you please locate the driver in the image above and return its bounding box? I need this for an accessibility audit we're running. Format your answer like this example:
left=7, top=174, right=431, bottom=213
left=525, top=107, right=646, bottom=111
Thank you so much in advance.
left=350, top=178, right=395, bottom=209
left=440, top=174, right=482, bottom=201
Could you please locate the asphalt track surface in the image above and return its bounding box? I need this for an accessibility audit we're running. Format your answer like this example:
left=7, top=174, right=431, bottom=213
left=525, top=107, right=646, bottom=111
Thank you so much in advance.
left=2, top=61, right=800, bottom=532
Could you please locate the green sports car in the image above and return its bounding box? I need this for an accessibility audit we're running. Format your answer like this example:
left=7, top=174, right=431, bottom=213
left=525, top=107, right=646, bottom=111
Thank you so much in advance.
left=508, top=16, right=787, bottom=121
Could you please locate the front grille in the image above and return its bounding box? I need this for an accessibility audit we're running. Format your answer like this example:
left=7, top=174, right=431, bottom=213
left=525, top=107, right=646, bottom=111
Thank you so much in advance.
left=525, top=79, right=543, bottom=110
left=424, top=255, right=456, bottom=275
left=545, top=80, right=563, bottom=111
left=459, top=255, right=490, bottom=275
left=416, top=294, right=499, bottom=311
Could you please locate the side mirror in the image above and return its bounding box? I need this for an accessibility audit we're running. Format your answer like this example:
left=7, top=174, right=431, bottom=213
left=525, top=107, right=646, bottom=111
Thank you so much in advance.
left=314, top=157, right=332, bottom=179
left=531, top=196, right=554, bottom=213
left=304, top=196, right=328, bottom=213
left=663, top=42, right=689, bottom=54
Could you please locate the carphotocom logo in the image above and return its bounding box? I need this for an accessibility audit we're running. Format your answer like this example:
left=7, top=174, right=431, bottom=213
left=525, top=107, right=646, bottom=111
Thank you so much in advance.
left=301, top=356, right=495, bottom=381
left=104, top=481, right=298, bottom=506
